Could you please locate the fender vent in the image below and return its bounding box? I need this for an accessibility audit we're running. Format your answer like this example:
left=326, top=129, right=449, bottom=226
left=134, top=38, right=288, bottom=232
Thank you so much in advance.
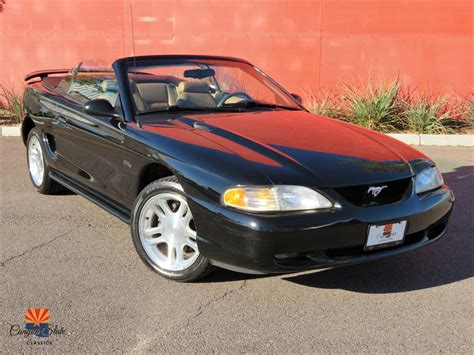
left=45, top=133, right=57, bottom=155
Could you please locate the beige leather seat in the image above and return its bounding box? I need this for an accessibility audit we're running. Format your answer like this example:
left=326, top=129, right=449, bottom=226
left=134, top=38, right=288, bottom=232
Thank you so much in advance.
left=136, top=83, right=177, bottom=110
left=176, top=81, right=216, bottom=108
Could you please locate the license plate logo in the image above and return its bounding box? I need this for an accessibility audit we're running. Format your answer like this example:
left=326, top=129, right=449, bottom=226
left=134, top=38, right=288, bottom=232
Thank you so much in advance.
left=366, top=221, right=407, bottom=250
left=383, top=224, right=393, bottom=237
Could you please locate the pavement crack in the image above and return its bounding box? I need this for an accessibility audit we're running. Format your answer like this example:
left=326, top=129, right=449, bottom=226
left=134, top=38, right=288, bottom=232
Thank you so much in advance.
left=0, top=227, right=77, bottom=267
left=182, top=278, right=248, bottom=329
left=131, top=279, right=248, bottom=352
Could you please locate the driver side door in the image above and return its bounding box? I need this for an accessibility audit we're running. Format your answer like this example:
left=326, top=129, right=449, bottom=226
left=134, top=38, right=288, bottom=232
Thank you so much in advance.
left=52, top=73, right=127, bottom=206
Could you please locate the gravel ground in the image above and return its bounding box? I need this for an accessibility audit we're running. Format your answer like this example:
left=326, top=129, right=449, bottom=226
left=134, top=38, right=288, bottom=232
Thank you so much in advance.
left=1, top=137, right=472, bottom=353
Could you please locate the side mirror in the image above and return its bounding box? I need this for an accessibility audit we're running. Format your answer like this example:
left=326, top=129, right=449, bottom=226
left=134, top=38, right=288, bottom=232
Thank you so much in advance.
left=290, top=93, right=303, bottom=105
left=84, top=99, right=120, bottom=118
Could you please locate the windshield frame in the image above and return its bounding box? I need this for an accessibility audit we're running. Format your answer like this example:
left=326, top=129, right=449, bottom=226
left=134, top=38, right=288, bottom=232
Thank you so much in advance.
left=112, top=55, right=306, bottom=122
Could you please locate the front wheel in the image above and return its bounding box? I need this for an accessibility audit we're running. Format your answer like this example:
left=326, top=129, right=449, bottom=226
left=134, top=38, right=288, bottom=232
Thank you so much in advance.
left=26, top=128, right=64, bottom=194
left=130, top=176, right=213, bottom=282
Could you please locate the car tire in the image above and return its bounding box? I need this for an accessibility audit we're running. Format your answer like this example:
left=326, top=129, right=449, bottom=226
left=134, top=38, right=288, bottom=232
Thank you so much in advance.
left=131, top=176, right=214, bottom=282
left=26, top=128, right=64, bottom=195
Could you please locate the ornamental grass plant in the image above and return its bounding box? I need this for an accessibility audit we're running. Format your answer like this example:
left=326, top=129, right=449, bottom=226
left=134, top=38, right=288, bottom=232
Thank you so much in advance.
left=303, top=80, right=472, bottom=134
left=0, top=83, right=23, bottom=125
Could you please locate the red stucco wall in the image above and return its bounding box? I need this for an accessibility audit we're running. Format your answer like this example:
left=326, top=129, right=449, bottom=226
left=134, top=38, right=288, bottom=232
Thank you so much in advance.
left=0, top=0, right=472, bottom=96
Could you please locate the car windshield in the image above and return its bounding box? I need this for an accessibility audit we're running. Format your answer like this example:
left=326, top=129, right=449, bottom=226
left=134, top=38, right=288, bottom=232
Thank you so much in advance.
left=126, top=58, right=301, bottom=114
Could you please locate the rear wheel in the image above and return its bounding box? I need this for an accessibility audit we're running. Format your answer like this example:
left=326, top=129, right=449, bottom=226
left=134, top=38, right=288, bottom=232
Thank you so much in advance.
left=26, top=128, right=64, bottom=194
left=131, top=176, right=213, bottom=282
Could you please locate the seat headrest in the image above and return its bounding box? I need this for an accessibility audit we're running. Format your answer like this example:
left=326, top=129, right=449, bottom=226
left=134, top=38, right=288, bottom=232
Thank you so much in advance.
left=177, top=81, right=210, bottom=94
left=102, top=80, right=118, bottom=93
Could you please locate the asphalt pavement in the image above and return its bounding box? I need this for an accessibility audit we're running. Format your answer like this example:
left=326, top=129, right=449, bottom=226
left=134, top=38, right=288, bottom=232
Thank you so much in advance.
left=1, top=137, right=472, bottom=353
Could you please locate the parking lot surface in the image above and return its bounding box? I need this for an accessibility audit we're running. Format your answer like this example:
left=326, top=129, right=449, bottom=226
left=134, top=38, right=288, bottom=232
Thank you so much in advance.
left=1, top=137, right=472, bottom=353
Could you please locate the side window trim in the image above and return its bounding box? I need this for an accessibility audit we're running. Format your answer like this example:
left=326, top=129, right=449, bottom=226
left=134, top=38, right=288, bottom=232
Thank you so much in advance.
left=114, top=93, right=125, bottom=120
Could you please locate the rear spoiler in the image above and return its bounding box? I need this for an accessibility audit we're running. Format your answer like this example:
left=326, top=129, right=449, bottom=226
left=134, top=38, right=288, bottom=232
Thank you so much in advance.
left=24, top=68, right=70, bottom=82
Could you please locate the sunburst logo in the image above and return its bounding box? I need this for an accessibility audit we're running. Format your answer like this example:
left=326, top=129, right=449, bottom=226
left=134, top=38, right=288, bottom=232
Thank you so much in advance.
left=25, top=308, right=49, bottom=326
left=383, top=224, right=393, bottom=237
left=24, top=308, right=49, bottom=337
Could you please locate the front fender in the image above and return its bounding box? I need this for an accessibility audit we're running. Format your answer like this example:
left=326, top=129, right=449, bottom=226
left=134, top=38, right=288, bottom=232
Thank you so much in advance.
left=121, top=122, right=272, bottom=206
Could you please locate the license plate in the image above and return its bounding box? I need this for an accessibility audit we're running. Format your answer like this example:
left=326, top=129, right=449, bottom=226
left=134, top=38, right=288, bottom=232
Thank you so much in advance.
left=365, top=221, right=407, bottom=250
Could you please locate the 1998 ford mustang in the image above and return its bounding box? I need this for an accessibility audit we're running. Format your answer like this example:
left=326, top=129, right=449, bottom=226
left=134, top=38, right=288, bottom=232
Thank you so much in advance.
left=22, top=55, right=454, bottom=281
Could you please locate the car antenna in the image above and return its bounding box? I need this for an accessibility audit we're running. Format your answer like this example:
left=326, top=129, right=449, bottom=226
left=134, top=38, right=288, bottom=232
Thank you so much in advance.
left=130, top=0, right=141, bottom=128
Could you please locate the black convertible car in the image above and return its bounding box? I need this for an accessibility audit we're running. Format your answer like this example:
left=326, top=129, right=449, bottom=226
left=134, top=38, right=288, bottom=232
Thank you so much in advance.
left=22, top=55, right=454, bottom=281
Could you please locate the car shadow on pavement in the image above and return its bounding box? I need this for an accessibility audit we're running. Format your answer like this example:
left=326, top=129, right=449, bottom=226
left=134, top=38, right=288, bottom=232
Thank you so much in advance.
left=202, top=166, right=473, bottom=292
left=283, top=165, right=473, bottom=293
left=199, top=268, right=266, bottom=283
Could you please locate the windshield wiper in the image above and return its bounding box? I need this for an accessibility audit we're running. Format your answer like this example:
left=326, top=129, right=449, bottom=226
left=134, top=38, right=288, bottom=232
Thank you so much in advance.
left=136, top=101, right=301, bottom=116
left=224, top=101, right=301, bottom=111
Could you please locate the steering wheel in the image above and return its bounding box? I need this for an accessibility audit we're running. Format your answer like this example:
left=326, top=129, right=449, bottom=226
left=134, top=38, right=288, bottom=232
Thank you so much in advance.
left=217, top=92, right=253, bottom=107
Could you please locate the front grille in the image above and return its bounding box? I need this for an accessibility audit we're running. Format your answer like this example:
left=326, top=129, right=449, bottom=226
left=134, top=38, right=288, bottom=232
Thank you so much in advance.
left=335, top=178, right=411, bottom=207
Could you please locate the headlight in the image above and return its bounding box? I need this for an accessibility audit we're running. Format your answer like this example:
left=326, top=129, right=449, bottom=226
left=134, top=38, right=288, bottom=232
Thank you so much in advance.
left=222, top=185, right=333, bottom=212
left=415, top=166, right=444, bottom=194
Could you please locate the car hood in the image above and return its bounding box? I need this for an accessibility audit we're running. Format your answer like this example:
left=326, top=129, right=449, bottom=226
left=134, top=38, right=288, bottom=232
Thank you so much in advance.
left=141, top=110, right=429, bottom=188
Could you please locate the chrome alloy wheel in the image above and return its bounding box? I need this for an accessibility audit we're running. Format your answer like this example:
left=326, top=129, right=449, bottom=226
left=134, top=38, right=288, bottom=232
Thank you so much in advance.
left=138, top=192, right=199, bottom=272
left=28, top=135, right=45, bottom=186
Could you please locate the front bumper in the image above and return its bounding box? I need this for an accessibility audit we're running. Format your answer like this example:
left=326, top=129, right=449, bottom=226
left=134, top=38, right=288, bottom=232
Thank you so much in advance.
left=189, top=186, right=454, bottom=274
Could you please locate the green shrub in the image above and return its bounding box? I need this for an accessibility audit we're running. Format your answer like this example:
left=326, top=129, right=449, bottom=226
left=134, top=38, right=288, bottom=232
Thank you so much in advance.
left=0, top=83, right=23, bottom=124
left=342, top=80, right=403, bottom=133
left=455, top=99, right=474, bottom=133
left=303, top=90, right=343, bottom=118
left=305, top=80, right=471, bottom=134
left=465, top=100, right=474, bottom=127
left=402, top=98, right=450, bottom=134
